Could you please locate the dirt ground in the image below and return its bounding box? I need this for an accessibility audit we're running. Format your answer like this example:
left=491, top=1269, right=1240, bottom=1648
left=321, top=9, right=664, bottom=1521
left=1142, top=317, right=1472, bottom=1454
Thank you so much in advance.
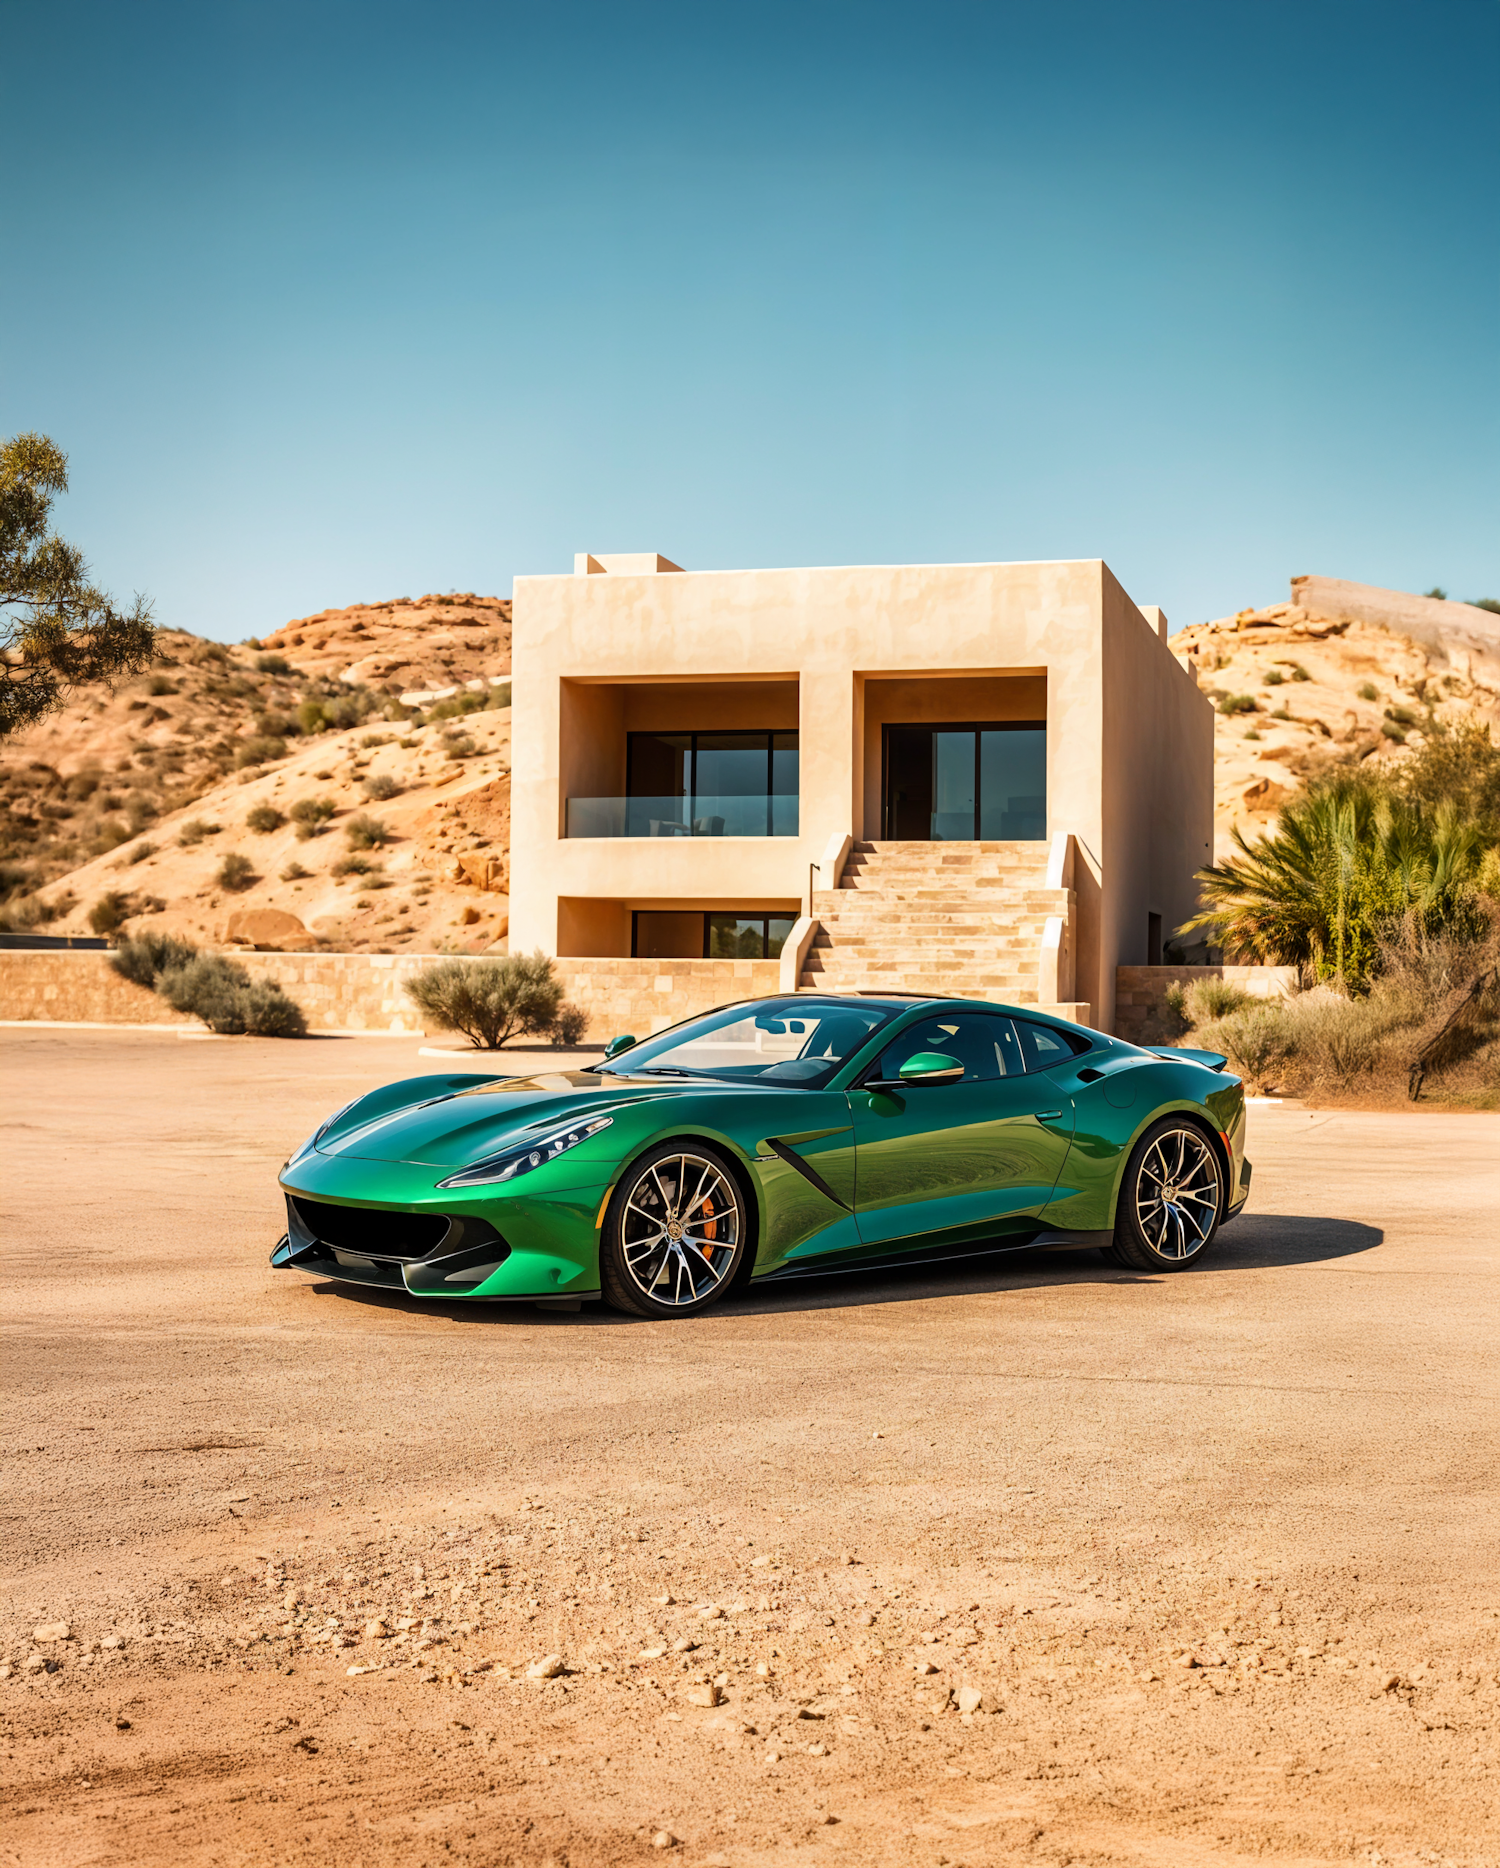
left=3, top=1028, right=1498, bottom=1868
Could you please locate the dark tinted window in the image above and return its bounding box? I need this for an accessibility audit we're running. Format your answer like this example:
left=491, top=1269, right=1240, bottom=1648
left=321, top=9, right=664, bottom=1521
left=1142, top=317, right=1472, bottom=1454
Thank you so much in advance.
left=873, top=1013, right=1024, bottom=1084
left=1014, top=1019, right=1091, bottom=1073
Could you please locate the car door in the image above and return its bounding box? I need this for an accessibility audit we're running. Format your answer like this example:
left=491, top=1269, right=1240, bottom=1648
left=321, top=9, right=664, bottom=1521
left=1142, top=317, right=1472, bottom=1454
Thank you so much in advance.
left=847, top=1011, right=1076, bottom=1252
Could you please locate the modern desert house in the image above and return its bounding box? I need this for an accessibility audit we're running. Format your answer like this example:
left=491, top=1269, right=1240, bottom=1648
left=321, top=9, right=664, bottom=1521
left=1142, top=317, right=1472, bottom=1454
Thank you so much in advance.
left=509, top=553, right=1212, bottom=1032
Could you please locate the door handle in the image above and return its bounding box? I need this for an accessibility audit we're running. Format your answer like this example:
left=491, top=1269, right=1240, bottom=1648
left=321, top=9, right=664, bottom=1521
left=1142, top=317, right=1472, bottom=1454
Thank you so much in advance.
left=1035, top=1110, right=1064, bottom=1122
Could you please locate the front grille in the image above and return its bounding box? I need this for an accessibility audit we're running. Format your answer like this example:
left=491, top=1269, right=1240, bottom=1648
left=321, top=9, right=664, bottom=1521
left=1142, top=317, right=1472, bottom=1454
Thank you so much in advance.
left=288, top=1196, right=452, bottom=1263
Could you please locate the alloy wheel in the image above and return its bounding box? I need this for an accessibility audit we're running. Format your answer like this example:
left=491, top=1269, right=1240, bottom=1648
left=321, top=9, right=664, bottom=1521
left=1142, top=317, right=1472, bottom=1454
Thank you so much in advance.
left=618, top=1151, right=742, bottom=1308
left=1134, top=1127, right=1221, bottom=1260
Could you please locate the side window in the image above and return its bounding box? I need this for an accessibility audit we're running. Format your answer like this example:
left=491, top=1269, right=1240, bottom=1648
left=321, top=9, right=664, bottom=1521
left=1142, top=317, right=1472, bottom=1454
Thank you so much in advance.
left=873, top=1013, right=1020, bottom=1083
left=1014, top=1018, right=1090, bottom=1073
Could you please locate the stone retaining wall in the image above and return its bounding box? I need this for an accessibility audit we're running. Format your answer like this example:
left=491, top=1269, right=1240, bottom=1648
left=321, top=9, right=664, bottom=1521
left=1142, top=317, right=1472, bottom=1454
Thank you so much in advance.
left=0, top=950, right=783, bottom=1041
left=558, top=958, right=782, bottom=1041
left=1115, top=964, right=1297, bottom=1047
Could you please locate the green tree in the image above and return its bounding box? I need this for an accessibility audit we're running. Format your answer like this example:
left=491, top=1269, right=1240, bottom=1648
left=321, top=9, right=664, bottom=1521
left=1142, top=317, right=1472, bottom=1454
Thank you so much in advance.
left=1183, top=775, right=1490, bottom=991
left=1, top=433, right=156, bottom=736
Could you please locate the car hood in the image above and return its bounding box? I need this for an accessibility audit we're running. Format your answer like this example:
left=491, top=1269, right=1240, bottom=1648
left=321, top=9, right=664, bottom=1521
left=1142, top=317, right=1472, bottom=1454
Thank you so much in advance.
left=318, top=1068, right=700, bottom=1167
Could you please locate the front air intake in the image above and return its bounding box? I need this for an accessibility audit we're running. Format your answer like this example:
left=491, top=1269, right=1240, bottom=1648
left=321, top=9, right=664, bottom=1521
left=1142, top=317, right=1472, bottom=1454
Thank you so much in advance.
left=288, top=1196, right=452, bottom=1263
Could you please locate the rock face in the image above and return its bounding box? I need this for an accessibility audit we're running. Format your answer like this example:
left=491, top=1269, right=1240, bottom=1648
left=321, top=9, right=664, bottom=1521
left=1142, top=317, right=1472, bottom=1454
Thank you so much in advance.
left=1172, top=578, right=1500, bottom=860
left=224, top=908, right=316, bottom=951
left=2, top=597, right=517, bottom=957
left=257, top=594, right=511, bottom=693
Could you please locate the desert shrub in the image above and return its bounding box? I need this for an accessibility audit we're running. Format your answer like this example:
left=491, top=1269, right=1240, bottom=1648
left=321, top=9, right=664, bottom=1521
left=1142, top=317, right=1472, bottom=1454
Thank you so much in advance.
left=404, top=952, right=563, bottom=1050
left=253, top=710, right=299, bottom=739
left=236, top=735, right=287, bottom=769
left=215, top=851, right=256, bottom=892
left=332, top=854, right=378, bottom=878
left=0, top=862, right=36, bottom=903
left=291, top=796, right=336, bottom=838
left=1193, top=1003, right=1293, bottom=1089
left=88, top=891, right=132, bottom=937
left=297, top=698, right=328, bottom=735
left=1290, top=664, right=1310, bottom=681
left=549, top=1002, right=589, bottom=1047
left=426, top=691, right=488, bottom=723
left=1264, top=668, right=1284, bottom=686
left=1183, top=978, right=1251, bottom=1023
left=1244, top=728, right=1261, bottom=741
left=361, top=772, right=401, bottom=800
left=1475, top=597, right=1500, bottom=616
left=157, top=954, right=306, bottom=1037
left=246, top=803, right=286, bottom=833
left=344, top=813, right=391, bottom=849
left=359, top=733, right=392, bottom=749
left=1281, top=990, right=1411, bottom=1081
left=320, top=688, right=379, bottom=732
left=1218, top=694, right=1258, bottom=715
left=489, top=680, right=512, bottom=709
left=147, top=675, right=178, bottom=696
left=280, top=861, right=311, bottom=881
left=178, top=819, right=219, bottom=846
left=124, top=840, right=156, bottom=865
left=255, top=653, right=293, bottom=675
left=1357, top=682, right=1379, bottom=702
left=1, top=888, right=74, bottom=931
left=110, top=932, right=199, bottom=989
left=188, top=641, right=230, bottom=665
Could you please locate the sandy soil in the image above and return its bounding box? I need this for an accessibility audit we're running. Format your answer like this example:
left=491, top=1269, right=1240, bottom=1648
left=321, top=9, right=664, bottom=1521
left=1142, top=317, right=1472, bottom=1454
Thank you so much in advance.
left=3, top=1028, right=1498, bottom=1868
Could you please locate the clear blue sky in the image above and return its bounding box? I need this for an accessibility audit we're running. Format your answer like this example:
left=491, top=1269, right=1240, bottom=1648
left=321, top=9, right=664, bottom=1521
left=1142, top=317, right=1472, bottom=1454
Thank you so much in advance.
left=4, top=0, right=1496, bottom=641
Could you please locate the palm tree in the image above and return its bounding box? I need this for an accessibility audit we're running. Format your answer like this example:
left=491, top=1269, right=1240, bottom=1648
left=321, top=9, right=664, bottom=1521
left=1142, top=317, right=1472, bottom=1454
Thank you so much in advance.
left=1183, top=774, right=1490, bottom=991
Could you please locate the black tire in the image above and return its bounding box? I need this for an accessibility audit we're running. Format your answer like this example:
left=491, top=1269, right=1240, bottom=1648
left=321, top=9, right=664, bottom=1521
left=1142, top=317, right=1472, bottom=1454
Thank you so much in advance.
left=1110, top=1117, right=1224, bottom=1272
left=599, top=1140, right=752, bottom=1319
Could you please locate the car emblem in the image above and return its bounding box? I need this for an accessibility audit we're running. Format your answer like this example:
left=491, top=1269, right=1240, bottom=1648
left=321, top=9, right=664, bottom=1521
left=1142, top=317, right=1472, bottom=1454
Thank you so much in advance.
left=666, top=1221, right=683, bottom=1241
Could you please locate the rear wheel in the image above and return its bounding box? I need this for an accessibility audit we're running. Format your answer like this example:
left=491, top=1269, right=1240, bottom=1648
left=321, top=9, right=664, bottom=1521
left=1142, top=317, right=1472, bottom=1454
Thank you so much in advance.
left=599, top=1141, right=750, bottom=1318
left=1110, top=1119, right=1223, bottom=1272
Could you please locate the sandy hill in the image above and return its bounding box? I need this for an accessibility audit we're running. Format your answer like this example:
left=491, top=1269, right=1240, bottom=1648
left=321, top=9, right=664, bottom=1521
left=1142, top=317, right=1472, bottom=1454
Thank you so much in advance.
left=1, top=597, right=514, bottom=955
left=1174, top=576, right=1500, bottom=859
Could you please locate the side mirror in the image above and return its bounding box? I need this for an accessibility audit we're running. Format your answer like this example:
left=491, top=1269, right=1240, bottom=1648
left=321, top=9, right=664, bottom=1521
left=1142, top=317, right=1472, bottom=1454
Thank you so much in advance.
left=604, top=1033, right=637, bottom=1060
left=897, top=1050, right=964, bottom=1085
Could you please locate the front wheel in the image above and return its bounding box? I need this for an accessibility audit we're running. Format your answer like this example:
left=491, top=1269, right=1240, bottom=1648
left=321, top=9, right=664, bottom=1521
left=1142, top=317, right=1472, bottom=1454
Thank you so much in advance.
left=1110, top=1119, right=1223, bottom=1272
left=599, top=1141, right=750, bottom=1318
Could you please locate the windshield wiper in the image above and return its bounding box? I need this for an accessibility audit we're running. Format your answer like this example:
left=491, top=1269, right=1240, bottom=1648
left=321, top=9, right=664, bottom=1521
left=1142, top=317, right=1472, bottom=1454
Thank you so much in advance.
left=631, top=1066, right=722, bottom=1078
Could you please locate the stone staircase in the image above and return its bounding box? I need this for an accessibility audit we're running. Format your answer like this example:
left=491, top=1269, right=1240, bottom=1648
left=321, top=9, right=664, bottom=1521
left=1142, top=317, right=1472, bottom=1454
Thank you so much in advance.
left=798, top=841, right=1074, bottom=1003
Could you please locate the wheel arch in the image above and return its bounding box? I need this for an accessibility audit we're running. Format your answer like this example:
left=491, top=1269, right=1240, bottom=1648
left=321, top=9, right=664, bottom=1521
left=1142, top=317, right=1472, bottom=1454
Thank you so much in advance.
left=1105, top=1103, right=1233, bottom=1227
left=604, top=1126, right=766, bottom=1262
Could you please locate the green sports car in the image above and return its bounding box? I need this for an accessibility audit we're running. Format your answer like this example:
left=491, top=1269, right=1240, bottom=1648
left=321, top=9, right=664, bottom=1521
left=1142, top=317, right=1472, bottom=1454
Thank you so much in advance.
left=272, top=993, right=1251, bottom=1318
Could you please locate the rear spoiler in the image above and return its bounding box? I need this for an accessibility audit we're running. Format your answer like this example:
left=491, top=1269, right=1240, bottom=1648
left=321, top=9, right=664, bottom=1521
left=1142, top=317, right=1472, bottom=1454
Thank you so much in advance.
left=1150, top=1046, right=1229, bottom=1072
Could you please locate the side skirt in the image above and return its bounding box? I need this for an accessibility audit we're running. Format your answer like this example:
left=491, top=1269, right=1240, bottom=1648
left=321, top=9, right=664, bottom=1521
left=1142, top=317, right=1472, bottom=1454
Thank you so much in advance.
left=751, top=1226, right=1115, bottom=1284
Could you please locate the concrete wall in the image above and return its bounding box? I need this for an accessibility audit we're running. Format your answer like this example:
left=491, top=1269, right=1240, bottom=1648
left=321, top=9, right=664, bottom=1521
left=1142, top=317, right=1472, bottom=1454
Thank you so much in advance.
left=1100, top=573, right=1216, bottom=1026
left=1114, top=963, right=1298, bottom=1047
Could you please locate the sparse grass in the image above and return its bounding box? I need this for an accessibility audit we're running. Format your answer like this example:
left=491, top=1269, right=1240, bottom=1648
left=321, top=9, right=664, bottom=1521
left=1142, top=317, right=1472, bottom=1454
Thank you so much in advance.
left=1290, top=664, right=1310, bottom=681
left=1244, top=728, right=1261, bottom=741
left=246, top=803, right=286, bottom=833
left=332, top=854, right=379, bottom=879
left=178, top=818, right=220, bottom=847
left=1219, top=694, right=1258, bottom=716
left=1264, top=668, right=1284, bottom=686
left=361, top=773, right=401, bottom=801
left=279, top=861, right=311, bottom=881
left=1357, top=682, right=1380, bottom=702
left=254, top=654, right=293, bottom=675
left=235, top=735, right=287, bottom=769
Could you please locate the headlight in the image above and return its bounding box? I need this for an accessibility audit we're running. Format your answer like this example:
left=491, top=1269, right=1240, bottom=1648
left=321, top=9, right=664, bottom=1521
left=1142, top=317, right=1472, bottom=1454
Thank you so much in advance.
left=437, top=1115, right=613, bottom=1189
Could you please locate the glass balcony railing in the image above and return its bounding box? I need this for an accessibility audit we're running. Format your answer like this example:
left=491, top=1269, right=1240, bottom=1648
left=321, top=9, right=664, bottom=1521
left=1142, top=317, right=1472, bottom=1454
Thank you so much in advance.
left=566, top=794, right=801, bottom=838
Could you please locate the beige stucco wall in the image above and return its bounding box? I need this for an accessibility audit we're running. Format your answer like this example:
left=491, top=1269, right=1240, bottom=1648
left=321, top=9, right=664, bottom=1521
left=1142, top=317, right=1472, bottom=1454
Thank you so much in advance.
left=510, top=556, right=1212, bottom=1027
left=1098, top=571, right=1216, bottom=1017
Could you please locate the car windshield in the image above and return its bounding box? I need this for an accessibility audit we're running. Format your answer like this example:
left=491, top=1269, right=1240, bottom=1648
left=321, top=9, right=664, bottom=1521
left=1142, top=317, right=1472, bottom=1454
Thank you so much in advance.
left=598, top=998, right=899, bottom=1089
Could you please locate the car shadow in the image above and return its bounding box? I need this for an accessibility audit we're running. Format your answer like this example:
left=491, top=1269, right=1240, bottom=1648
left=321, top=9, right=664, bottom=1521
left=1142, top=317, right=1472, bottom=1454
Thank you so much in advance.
left=301, top=1211, right=1382, bottom=1326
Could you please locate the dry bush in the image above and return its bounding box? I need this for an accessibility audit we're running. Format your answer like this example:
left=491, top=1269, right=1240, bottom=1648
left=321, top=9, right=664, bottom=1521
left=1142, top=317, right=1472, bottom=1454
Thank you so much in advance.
left=344, top=813, right=392, bottom=849
left=157, top=954, right=306, bottom=1036
left=215, top=851, right=256, bottom=892
left=405, top=953, right=562, bottom=1050
left=110, top=932, right=198, bottom=989
left=549, top=1002, right=589, bottom=1047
